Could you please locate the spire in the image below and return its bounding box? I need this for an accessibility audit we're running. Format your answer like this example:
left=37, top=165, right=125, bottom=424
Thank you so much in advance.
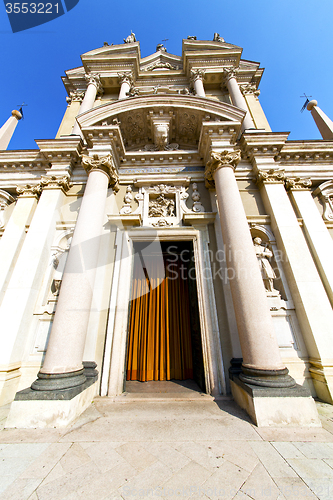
left=307, top=100, right=333, bottom=140
left=0, top=109, right=22, bottom=150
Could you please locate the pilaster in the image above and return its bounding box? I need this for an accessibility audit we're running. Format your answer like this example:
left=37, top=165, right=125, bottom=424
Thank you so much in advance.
left=255, top=168, right=333, bottom=404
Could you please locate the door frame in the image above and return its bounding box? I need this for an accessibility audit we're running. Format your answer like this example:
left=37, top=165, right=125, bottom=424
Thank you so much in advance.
left=101, top=226, right=226, bottom=397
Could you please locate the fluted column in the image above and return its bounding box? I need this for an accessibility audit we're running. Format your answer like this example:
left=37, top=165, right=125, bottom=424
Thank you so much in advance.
left=72, top=74, right=102, bottom=136
left=223, top=69, right=255, bottom=131
left=118, top=72, right=133, bottom=100
left=205, top=151, right=294, bottom=387
left=32, top=154, right=119, bottom=392
left=190, top=69, right=206, bottom=97
left=0, top=110, right=22, bottom=150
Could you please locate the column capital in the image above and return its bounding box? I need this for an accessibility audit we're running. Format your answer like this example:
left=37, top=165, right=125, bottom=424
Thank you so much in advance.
left=222, top=67, right=238, bottom=84
left=66, top=90, right=85, bottom=105
left=118, top=71, right=134, bottom=87
left=0, top=189, right=15, bottom=228
left=16, top=183, right=42, bottom=199
left=40, top=175, right=72, bottom=194
left=190, top=68, right=206, bottom=83
left=285, top=177, right=312, bottom=191
left=85, top=73, right=103, bottom=93
left=204, top=150, right=241, bottom=188
left=256, top=169, right=285, bottom=188
left=240, top=83, right=260, bottom=97
left=81, top=154, right=119, bottom=191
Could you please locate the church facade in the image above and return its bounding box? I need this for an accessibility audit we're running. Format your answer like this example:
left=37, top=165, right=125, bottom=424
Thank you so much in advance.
left=1, top=34, right=333, bottom=427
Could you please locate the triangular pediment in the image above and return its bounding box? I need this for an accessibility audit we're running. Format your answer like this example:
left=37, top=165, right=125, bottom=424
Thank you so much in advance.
left=140, top=51, right=183, bottom=72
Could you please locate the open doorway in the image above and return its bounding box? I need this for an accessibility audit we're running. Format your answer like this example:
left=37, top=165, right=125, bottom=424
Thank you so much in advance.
left=125, top=241, right=206, bottom=393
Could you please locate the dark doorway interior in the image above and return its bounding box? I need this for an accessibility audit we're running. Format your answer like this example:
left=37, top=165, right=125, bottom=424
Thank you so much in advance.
left=125, top=240, right=206, bottom=392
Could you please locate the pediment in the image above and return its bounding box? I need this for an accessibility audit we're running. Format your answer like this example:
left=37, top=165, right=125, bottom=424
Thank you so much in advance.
left=77, top=95, right=245, bottom=149
left=140, top=52, right=183, bottom=72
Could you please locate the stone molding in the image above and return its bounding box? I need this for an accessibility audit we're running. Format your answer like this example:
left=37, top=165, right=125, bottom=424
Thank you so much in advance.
left=40, top=175, right=72, bottom=194
left=81, top=154, right=119, bottom=191
left=204, top=150, right=241, bottom=189
left=16, top=183, right=42, bottom=198
left=285, top=177, right=312, bottom=191
left=256, top=169, right=285, bottom=188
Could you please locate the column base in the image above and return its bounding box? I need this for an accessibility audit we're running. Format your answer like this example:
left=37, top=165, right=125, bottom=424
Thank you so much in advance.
left=5, top=381, right=97, bottom=429
left=230, top=376, right=321, bottom=427
left=239, top=366, right=296, bottom=388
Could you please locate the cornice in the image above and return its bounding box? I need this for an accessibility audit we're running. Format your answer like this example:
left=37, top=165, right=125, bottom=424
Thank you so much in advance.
left=240, top=132, right=290, bottom=160
left=0, top=150, right=50, bottom=172
left=198, top=121, right=243, bottom=164
left=35, top=138, right=83, bottom=164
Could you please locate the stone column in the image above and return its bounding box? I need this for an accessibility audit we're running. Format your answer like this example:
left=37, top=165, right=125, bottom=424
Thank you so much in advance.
left=0, top=184, right=41, bottom=304
left=118, top=72, right=133, bottom=100
left=257, top=169, right=333, bottom=403
left=286, top=177, right=333, bottom=306
left=223, top=69, right=255, bottom=131
left=72, top=74, right=102, bottom=136
left=32, top=154, right=119, bottom=392
left=190, top=69, right=206, bottom=97
left=307, top=100, right=333, bottom=140
left=205, top=151, right=294, bottom=388
left=0, top=110, right=22, bottom=150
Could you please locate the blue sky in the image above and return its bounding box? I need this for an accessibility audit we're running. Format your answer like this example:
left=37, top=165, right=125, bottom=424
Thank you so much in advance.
left=1, top=0, right=333, bottom=150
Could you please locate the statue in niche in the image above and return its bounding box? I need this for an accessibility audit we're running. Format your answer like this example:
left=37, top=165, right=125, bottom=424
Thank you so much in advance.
left=149, top=194, right=175, bottom=218
left=124, top=31, right=136, bottom=43
left=253, top=237, right=278, bottom=293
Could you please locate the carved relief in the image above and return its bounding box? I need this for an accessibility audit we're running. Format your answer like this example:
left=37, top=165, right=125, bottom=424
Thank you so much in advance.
left=152, top=218, right=173, bottom=227
left=143, top=62, right=179, bottom=72
left=205, top=150, right=241, bottom=188
left=121, top=111, right=146, bottom=145
left=178, top=112, right=197, bottom=142
left=149, top=194, right=176, bottom=218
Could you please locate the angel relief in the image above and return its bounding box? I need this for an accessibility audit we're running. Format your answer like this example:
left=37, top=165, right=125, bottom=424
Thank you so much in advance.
left=148, top=194, right=175, bottom=218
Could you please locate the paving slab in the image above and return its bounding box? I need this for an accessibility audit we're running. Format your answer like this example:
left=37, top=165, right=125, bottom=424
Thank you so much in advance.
left=0, top=398, right=333, bottom=499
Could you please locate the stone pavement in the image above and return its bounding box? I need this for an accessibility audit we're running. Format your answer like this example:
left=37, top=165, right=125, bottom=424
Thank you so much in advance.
left=1, top=393, right=333, bottom=500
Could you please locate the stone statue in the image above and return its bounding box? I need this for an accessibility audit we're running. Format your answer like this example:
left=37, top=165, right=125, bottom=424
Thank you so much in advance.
left=156, top=43, right=167, bottom=52
left=187, top=36, right=197, bottom=40
left=124, top=31, right=136, bottom=44
left=253, top=237, right=277, bottom=293
left=213, top=33, right=224, bottom=42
